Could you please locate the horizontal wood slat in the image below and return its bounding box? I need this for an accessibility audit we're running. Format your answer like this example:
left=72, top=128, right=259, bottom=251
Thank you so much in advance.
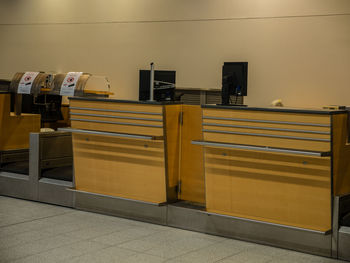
left=70, top=100, right=163, bottom=114
left=203, top=132, right=330, bottom=152
left=203, top=109, right=331, bottom=125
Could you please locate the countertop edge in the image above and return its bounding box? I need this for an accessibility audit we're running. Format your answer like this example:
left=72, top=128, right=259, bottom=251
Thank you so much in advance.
left=69, top=97, right=183, bottom=105
left=201, top=104, right=348, bottom=115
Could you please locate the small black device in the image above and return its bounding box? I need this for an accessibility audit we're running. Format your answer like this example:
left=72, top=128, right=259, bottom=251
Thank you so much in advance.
left=139, top=70, right=176, bottom=101
left=221, top=62, right=248, bottom=105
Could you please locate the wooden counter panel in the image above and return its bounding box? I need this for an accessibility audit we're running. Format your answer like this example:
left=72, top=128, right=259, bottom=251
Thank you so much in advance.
left=203, top=108, right=331, bottom=126
left=178, top=105, right=205, bottom=204
left=203, top=118, right=331, bottom=133
left=70, top=108, right=163, bottom=121
left=0, top=94, right=41, bottom=151
left=205, top=147, right=331, bottom=231
left=71, top=120, right=163, bottom=137
left=332, top=113, right=350, bottom=195
left=164, top=105, right=182, bottom=195
left=72, top=133, right=167, bottom=204
left=203, top=132, right=330, bottom=152
left=70, top=115, right=163, bottom=127
left=70, top=100, right=163, bottom=114
left=203, top=125, right=330, bottom=141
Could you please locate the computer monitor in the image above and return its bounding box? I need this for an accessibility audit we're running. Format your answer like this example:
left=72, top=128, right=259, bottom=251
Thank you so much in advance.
left=221, top=62, right=248, bottom=105
left=139, top=70, right=176, bottom=101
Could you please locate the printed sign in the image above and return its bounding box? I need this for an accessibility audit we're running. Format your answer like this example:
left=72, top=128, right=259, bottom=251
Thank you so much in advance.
left=18, top=72, right=40, bottom=94
left=60, top=72, right=83, bottom=96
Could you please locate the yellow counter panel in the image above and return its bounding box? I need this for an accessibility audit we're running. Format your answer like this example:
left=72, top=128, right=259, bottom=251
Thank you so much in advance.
left=69, top=98, right=181, bottom=204
left=0, top=94, right=40, bottom=151
left=200, top=106, right=350, bottom=232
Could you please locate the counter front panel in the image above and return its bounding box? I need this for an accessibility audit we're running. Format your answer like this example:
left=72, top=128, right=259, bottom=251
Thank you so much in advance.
left=69, top=98, right=182, bottom=204
left=73, top=133, right=166, bottom=203
left=70, top=100, right=164, bottom=137
left=199, top=106, right=347, bottom=232
left=203, top=108, right=331, bottom=152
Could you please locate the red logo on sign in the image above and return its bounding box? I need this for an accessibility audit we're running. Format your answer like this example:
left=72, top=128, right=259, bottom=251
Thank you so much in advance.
left=67, top=77, right=75, bottom=83
left=24, top=76, right=32, bottom=82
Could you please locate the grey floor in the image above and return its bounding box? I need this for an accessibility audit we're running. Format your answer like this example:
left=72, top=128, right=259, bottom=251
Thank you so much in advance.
left=0, top=196, right=347, bottom=263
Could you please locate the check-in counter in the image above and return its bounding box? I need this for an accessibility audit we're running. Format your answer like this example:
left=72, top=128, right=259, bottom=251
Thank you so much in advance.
left=193, top=105, right=350, bottom=232
left=67, top=98, right=181, bottom=205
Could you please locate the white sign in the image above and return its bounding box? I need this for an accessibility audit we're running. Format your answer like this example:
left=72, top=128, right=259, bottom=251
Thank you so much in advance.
left=60, top=72, right=83, bottom=96
left=18, top=72, right=40, bottom=94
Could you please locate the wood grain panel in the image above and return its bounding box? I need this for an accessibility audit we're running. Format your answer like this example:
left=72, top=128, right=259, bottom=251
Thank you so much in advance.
left=203, top=118, right=331, bottom=133
left=203, top=132, right=330, bottom=152
left=70, top=108, right=163, bottom=121
left=332, top=113, right=350, bottom=196
left=203, top=108, right=331, bottom=125
left=71, top=120, right=163, bottom=136
left=0, top=94, right=41, bottom=151
left=205, top=147, right=331, bottom=231
left=70, top=114, right=162, bottom=127
left=178, top=105, right=205, bottom=204
left=203, top=125, right=330, bottom=140
left=163, top=104, right=181, bottom=201
left=72, top=133, right=167, bottom=204
left=70, top=100, right=163, bottom=114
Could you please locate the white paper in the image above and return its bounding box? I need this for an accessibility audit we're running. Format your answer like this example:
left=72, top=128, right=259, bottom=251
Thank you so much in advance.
left=60, top=72, right=83, bottom=96
left=18, top=72, right=40, bottom=94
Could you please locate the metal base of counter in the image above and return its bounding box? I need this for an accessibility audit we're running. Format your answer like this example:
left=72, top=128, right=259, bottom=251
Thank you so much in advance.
left=0, top=133, right=75, bottom=208
left=0, top=171, right=34, bottom=200
left=167, top=203, right=332, bottom=257
left=0, top=149, right=33, bottom=200
left=338, top=226, right=350, bottom=261
left=73, top=189, right=168, bottom=225
left=37, top=178, right=74, bottom=207
left=30, top=132, right=75, bottom=208
left=68, top=191, right=336, bottom=258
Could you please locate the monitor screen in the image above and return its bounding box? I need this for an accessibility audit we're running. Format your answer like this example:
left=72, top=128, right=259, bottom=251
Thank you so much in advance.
left=139, top=70, right=176, bottom=101
left=222, top=62, right=248, bottom=105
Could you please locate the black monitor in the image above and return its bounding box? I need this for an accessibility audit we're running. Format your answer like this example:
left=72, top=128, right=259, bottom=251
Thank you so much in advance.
left=139, top=70, right=176, bottom=101
left=221, top=62, right=248, bottom=105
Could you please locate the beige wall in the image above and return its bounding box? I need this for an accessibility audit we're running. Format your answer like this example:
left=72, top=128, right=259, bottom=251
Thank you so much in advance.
left=0, top=0, right=349, bottom=107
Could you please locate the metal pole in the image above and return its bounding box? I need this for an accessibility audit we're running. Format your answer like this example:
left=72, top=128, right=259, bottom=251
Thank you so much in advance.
left=150, top=62, right=154, bottom=101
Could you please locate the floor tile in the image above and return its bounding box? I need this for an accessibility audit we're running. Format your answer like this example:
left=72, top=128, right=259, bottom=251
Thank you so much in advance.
left=216, top=250, right=274, bottom=263
left=13, top=240, right=108, bottom=263
left=67, top=246, right=137, bottom=263
left=0, top=196, right=347, bottom=263
left=92, top=226, right=159, bottom=246
left=123, top=253, right=166, bottom=263
left=270, top=250, right=347, bottom=263
left=144, top=236, right=217, bottom=259
left=166, top=240, right=244, bottom=263
left=0, top=234, right=80, bottom=262
left=0, top=229, right=54, bottom=250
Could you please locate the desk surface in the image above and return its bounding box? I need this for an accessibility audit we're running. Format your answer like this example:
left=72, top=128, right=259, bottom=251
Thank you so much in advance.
left=202, top=104, right=347, bottom=115
left=69, top=97, right=182, bottom=105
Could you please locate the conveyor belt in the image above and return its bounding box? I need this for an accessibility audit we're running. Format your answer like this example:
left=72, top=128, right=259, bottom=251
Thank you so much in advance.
left=41, top=166, right=73, bottom=182
left=0, top=161, right=29, bottom=175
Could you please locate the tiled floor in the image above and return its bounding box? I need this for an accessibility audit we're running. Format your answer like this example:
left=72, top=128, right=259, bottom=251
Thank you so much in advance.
left=0, top=196, right=347, bottom=263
